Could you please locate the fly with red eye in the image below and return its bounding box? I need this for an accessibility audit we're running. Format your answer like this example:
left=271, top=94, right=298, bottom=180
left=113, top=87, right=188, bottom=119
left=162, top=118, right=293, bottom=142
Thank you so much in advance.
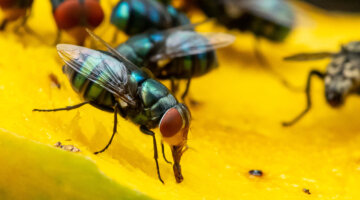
left=50, top=0, right=104, bottom=45
left=0, top=0, right=33, bottom=31
left=34, top=29, right=192, bottom=184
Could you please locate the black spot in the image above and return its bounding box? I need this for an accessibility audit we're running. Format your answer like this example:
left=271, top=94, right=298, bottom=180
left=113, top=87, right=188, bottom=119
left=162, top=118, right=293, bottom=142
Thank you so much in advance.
left=249, top=169, right=263, bottom=177
left=303, top=188, right=311, bottom=195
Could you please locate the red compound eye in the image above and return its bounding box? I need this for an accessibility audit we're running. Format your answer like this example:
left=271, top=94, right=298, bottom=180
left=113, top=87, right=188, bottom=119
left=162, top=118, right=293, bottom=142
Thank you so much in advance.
left=54, top=0, right=104, bottom=30
left=85, top=0, right=104, bottom=27
left=160, top=108, right=183, bottom=138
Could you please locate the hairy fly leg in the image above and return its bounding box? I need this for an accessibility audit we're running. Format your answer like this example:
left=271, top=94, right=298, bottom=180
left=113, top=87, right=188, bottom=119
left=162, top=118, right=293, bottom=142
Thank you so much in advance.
left=170, top=77, right=180, bottom=94
left=33, top=101, right=90, bottom=112
left=94, top=103, right=126, bottom=154
left=181, top=75, right=192, bottom=101
left=140, top=125, right=164, bottom=184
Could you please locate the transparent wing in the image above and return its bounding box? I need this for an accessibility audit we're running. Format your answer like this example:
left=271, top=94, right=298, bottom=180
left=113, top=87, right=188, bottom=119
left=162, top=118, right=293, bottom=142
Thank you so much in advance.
left=86, top=29, right=141, bottom=72
left=284, top=52, right=335, bottom=61
left=224, top=0, right=294, bottom=27
left=57, top=44, right=138, bottom=107
left=150, top=31, right=235, bottom=62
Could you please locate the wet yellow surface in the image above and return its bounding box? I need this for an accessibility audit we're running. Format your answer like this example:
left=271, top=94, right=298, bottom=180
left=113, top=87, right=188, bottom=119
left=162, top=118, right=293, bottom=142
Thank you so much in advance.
left=1, top=1, right=360, bottom=199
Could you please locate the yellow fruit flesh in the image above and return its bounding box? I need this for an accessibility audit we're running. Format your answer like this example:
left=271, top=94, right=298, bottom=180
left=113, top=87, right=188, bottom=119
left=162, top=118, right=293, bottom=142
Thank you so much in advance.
left=1, top=1, right=360, bottom=199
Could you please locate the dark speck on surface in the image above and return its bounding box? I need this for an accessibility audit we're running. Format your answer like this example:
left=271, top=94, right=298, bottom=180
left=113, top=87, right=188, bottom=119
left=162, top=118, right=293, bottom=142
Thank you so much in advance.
left=248, top=169, right=263, bottom=177
left=303, top=188, right=311, bottom=195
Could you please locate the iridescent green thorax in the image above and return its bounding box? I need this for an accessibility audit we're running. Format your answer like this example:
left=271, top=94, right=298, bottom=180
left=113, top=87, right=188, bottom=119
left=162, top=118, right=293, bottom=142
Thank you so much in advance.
left=130, top=79, right=177, bottom=128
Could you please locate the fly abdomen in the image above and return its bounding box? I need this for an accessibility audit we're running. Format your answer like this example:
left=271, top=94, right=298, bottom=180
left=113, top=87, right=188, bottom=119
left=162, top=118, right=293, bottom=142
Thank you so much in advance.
left=245, top=15, right=291, bottom=42
left=191, top=51, right=218, bottom=77
left=150, top=30, right=219, bottom=79
left=197, top=0, right=293, bottom=42
left=165, top=4, right=190, bottom=27
left=116, top=43, right=145, bottom=67
left=111, top=0, right=172, bottom=35
left=116, top=34, right=159, bottom=66
left=63, top=62, right=116, bottom=112
left=154, top=50, right=218, bottom=79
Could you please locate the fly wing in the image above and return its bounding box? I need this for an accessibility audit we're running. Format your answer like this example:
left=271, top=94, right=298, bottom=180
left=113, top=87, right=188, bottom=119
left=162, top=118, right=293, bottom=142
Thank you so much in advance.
left=224, top=0, right=294, bottom=27
left=284, top=52, right=335, bottom=61
left=86, top=29, right=141, bottom=72
left=150, top=31, right=235, bottom=62
left=57, top=44, right=138, bottom=107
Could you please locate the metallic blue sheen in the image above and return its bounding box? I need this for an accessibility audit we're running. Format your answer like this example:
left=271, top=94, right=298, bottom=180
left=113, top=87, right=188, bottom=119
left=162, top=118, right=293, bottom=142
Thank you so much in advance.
left=111, top=1, right=130, bottom=30
left=166, top=5, right=177, bottom=16
left=148, top=5, right=160, bottom=24
left=149, top=32, right=164, bottom=43
left=116, top=44, right=144, bottom=66
left=131, top=70, right=147, bottom=84
left=131, top=37, right=153, bottom=57
left=132, top=0, right=146, bottom=16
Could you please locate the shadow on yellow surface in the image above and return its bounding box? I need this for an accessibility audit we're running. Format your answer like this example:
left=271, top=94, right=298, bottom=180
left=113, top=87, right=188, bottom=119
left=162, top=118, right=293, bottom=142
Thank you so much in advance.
left=1, top=0, right=360, bottom=199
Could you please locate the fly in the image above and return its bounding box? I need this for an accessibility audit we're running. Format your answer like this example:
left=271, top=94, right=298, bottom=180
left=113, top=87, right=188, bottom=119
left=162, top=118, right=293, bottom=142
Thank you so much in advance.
left=33, top=30, right=191, bottom=183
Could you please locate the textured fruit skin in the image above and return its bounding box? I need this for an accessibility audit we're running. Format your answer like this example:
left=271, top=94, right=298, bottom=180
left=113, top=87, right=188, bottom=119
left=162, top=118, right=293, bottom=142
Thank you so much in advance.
left=2, top=1, right=360, bottom=199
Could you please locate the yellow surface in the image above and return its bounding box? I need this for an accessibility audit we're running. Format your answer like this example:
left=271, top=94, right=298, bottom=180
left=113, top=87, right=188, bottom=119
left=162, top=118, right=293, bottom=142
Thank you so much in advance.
left=0, top=129, right=150, bottom=199
left=1, top=1, right=360, bottom=199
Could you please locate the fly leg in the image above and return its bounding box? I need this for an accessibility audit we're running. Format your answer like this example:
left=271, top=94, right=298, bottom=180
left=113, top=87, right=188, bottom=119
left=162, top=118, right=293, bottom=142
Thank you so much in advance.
left=161, top=141, right=172, bottom=164
left=170, top=77, right=179, bottom=94
left=282, top=70, right=325, bottom=126
left=181, top=76, right=191, bottom=101
left=54, top=29, right=62, bottom=45
left=140, top=125, right=164, bottom=184
left=0, top=19, right=8, bottom=31
left=181, top=76, right=200, bottom=106
left=33, top=101, right=90, bottom=112
left=94, top=103, right=125, bottom=154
